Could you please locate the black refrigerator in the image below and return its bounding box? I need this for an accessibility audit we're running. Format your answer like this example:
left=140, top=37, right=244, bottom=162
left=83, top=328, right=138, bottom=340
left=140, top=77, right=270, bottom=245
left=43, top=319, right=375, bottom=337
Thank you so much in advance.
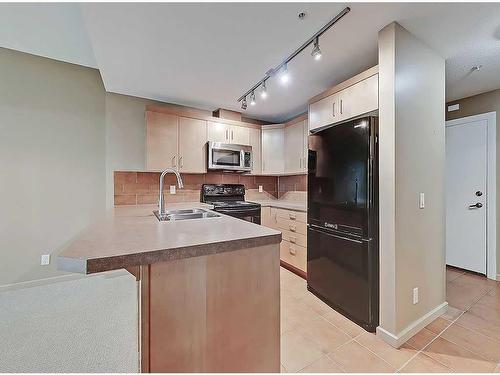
left=307, top=116, right=379, bottom=332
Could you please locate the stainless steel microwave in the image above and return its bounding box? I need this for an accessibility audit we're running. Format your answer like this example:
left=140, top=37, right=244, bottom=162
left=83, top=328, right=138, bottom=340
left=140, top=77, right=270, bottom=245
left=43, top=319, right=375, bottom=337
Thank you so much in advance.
left=207, top=142, right=252, bottom=172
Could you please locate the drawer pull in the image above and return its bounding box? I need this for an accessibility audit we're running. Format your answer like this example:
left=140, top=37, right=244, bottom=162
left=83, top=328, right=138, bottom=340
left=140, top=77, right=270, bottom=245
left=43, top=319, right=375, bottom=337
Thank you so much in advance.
left=290, top=237, right=297, bottom=244
left=289, top=224, right=296, bottom=232
left=289, top=246, right=296, bottom=256
left=289, top=213, right=296, bottom=220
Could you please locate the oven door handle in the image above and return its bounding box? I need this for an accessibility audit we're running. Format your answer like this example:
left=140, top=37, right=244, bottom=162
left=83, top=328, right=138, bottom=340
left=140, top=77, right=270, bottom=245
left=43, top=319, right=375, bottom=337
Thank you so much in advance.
left=216, top=208, right=260, bottom=215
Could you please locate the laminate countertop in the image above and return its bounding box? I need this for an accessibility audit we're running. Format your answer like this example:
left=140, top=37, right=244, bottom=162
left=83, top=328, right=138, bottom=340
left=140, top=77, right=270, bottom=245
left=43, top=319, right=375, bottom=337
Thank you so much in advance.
left=58, top=203, right=281, bottom=275
left=254, top=200, right=307, bottom=212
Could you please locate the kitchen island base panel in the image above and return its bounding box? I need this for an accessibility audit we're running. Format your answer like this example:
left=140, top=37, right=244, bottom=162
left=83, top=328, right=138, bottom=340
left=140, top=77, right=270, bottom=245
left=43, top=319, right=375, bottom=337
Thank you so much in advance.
left=141, top=243, right=280, bottom=373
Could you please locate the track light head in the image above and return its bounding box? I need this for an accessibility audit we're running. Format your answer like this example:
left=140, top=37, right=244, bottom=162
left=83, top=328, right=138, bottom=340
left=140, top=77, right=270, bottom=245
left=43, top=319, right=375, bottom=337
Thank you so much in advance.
left=260, top=81, right=268, bottom=99
left=280, top=64, right=289, bottom=84
left=312, top=37, right=322, bottom=61
left=241, top=97, right=247, bottom=110
left=250, top=91, right=256, bottom=106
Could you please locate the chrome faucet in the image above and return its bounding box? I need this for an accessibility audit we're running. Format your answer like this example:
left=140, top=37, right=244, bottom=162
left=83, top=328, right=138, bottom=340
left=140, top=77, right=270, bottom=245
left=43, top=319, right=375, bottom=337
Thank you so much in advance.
left=158, top=168, right=184, bottom=219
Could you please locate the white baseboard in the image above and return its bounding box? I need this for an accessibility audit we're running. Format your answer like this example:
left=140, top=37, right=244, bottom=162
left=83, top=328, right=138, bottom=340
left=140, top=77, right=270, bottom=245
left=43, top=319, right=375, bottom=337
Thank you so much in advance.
left=376, top=302, right=448, bottom=348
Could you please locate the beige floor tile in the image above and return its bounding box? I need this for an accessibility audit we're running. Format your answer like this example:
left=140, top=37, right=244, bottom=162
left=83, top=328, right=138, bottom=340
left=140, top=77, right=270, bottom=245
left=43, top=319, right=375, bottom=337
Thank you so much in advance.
left=320, top=310, right=365, bottom=338
left=423, top=337, right=497, bottom=372
left=495, top=364, right=500, bottom=373
left=355, top=332, right=417, bottom=369
left=399, top=353, right=452, bottom=373
left=328, top=340, right=395, bottom=373
left=294, top=316, right=351, bottom=354
left=426, top=317, right=452, bottom=334
left=456, top=310, right=500, bottom=342
left=281, top=330, right=324, bottom=373
left=446, top=267, right=465, bottom=283
left=441, top=322, right=500, bottom=362
left=477, top=288, right=500, bottom=311
left=455, top=272, right=497, bottom=290
left=446, top=280, right=487, bottom=311
left=298, top=291, right=334, bottom=316
left=442, top=305, right=464, bottom=321
left=280, top=364, right=287, bottom=373
left=281, top=299, right=322, bottom=327
left=298, top=355, right=344, bottom=373
left=405, top=328, right=437, bottom=350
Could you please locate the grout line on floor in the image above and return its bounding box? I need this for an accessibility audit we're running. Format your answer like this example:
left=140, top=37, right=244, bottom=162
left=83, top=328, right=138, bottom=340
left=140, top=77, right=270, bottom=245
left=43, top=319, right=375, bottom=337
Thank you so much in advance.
left=352, top=335, right=400, bottom=372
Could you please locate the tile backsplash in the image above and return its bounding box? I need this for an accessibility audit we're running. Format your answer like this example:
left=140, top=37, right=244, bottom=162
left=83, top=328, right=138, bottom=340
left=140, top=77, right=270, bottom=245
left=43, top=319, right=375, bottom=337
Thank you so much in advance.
left=114, top=171, right=307, bottom=206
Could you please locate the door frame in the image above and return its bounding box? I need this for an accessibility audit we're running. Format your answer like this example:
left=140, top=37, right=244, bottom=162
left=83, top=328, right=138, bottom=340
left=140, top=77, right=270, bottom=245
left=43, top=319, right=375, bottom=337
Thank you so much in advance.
left=445, top=111, right=496, bottom=280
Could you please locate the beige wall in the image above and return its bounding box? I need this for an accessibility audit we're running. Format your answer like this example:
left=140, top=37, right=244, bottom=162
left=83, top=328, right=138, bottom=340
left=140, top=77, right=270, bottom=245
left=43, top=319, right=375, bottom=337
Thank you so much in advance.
left=0, top=48, right=106, bottom=287
left=378, top=23, right=446, bottom=338
left=104, top=92, right=162, bottom=208
left=446, top=89, right=500, bottom=270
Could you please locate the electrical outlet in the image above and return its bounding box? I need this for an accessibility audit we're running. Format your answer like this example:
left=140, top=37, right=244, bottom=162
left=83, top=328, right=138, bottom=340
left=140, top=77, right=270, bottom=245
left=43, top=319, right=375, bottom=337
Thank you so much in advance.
left=259, top=185, right=263, bottom=193
left=413, top=287, right=419, bottom=304
left=170, top=185, right=176, bottom=194
left=419, top=193, right=425, bottom=209
left=41, top=254, right=50, bottom=266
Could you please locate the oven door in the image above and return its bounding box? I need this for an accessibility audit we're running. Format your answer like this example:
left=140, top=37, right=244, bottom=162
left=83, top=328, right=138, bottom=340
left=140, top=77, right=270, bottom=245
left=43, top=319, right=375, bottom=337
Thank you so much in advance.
left=208, top=142, right=252, bottom=172
left=216, top=207, right=261, bottom=225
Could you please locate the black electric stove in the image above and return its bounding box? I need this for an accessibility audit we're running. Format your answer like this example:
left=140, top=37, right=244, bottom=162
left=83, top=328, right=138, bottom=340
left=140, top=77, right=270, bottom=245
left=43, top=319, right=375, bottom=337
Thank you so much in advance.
left=201, top=184, right=261, bottom=224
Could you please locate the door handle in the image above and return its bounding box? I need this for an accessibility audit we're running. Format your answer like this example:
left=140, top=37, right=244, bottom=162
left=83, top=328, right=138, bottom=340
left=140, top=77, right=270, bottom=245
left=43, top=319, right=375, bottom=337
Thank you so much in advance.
left=469, top=202, right=483, bottom=209
left=332, top=102, right=336, bottom=117
left=231, top=130, right=234, bottom=141
left=476, top=191, right=483, bottom=197
left=225, top=129, right=228, bottom=140
left=340, top=99, right=343, bottom=114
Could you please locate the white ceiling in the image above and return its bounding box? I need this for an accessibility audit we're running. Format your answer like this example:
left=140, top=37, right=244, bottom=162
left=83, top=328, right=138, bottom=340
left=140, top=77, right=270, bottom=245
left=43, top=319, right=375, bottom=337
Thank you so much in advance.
left=1, top=3, right=500, bottom=122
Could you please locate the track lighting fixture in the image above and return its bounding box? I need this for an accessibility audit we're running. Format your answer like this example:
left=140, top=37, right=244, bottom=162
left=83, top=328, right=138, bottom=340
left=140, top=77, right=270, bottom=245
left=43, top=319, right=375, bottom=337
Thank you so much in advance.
left=280, top=64, right=289, bottom=84
left=260, top=81, right=268, bottom=99
left=311, top=37, right=322, bottom=61
left=250, top=91, right=256, bottom=106
left=236, top=7, right=350, bottom=106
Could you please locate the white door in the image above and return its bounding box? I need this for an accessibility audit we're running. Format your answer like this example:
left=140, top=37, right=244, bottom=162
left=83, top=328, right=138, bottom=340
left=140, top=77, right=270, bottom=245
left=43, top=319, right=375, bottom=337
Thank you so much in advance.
left=446, top=119, right=488, bottom=274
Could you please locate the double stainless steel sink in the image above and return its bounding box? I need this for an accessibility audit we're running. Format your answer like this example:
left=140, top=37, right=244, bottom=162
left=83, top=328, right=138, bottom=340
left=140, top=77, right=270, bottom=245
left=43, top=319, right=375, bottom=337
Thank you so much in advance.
left=154, top=208, right=220, bottom=221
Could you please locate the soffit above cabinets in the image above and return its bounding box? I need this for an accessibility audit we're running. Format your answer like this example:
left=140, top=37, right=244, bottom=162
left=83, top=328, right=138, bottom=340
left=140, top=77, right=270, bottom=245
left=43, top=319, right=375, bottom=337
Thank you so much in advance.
left=1, top=3, right=500, bottom=121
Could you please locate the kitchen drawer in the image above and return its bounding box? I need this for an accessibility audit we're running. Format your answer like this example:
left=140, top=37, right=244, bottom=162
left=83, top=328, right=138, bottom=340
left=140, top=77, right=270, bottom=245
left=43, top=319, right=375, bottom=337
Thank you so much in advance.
left=276, top=217, right=307, bottom=235
left=280, top=240, right=307, bottom=272
left=275, top=208, right=307, bottom=223
left=281, top=229, right=307, bottom=248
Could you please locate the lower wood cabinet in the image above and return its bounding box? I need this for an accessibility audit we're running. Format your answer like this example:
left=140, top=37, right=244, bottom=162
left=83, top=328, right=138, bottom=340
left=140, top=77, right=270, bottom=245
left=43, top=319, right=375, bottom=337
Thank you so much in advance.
left=261, top=206, right=307, bottom=274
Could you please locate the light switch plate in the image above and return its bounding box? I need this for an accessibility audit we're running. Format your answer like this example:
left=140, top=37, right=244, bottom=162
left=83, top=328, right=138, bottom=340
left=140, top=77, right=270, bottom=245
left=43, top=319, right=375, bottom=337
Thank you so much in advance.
left=259, top=185, right=263, bottom=193
left=419, top=193, right=425, bottom=209
left=170, top=185, right=176, bottom=194
left=413, top=287, right=419, bottom=304
left=41, top=254, right=50, bottom=266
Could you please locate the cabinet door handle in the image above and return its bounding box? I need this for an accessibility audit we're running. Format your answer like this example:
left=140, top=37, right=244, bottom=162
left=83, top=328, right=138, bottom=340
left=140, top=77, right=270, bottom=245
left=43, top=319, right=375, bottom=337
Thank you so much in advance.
left=225, top=129, right=228, bottom=140
left=172, top=155, right=176, bottom=167
left=340, top=99, right=343, bottom=114
left=231, top=130, right=234, bottom=141
left=179, top=156, right=183, bottom=168
left=332, top=102, right=336, bottom=117
left=300, top=158, right=302, bottom=169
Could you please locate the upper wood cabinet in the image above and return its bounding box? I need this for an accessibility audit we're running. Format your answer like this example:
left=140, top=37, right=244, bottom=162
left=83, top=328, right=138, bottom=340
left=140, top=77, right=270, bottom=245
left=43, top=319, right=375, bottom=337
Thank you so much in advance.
left=248, top=127, right=262, bottom=174
left=207, top=122, right=250, bottom=145
left=146, top=111, right=179, bottom=170
left=284, top=121, right=305, bottom=174
left=309, top=68, right=378, bottom=132
left=178, top=117, right=207, bottom=173
left=261, top=127, right=285, bottom=174
left=146, top=111, right=207, bottom=173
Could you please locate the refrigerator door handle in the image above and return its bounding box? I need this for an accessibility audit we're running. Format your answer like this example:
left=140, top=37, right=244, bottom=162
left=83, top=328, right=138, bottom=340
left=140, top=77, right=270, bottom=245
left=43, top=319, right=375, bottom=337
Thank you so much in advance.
left=309, top=225, right=364, bottom=244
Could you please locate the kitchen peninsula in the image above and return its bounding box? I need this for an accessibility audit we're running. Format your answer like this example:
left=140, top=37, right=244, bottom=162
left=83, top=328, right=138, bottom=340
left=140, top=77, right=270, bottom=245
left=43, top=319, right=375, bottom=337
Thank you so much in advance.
left=58, top=203, right=281, bottom=373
